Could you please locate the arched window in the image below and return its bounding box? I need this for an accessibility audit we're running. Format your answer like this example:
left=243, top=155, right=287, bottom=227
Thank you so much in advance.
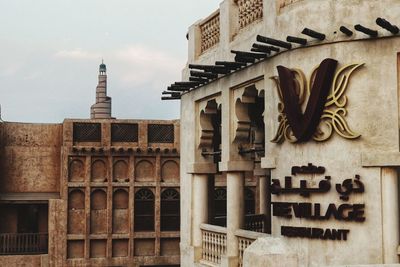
left=134, top=189, right=154, bottom=231
left=245, top=187, right=255, bottom=215
left=160, top=189, right=180, bottom=231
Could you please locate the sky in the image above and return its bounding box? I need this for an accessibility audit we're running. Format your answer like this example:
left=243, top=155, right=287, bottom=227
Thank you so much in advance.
left=0, top=1, right=218, bottom=123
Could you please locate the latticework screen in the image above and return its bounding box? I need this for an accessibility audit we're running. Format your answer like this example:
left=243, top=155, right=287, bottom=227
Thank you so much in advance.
left=111, top=123, right=138, bottom=142
left=147, top=124, right=174, bottom=143
left=73, top=123, right=101, bottom=142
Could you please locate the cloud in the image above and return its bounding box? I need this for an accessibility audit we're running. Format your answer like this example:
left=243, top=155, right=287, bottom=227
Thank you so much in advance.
left=54, top=48, right=100, bottom=60
left=0, top=62, right=23, bottom=77
left=112, top=45, right=184, bottom=88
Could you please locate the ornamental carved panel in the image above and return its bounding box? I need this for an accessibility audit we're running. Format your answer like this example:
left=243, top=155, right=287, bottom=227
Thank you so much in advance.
left=200, top=12, right=220, bottom=53
left=236, top=0, right=263, bottom=29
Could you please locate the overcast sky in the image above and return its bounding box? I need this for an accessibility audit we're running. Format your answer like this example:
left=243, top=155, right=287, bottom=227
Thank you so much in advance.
left=0, top=1, right=218, bottom=123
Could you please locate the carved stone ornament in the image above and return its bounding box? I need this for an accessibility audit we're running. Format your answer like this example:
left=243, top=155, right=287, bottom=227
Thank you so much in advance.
left=232, top=79, right=264, bottom=144
left=271, top=58, right=363, bottom=143
left=198, top=98, right=221, bottom=149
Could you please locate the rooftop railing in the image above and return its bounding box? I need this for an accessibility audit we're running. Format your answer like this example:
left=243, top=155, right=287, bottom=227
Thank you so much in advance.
left=235, top=0, right=263, bottom=29
left=200, top=10, right=220, bottom=53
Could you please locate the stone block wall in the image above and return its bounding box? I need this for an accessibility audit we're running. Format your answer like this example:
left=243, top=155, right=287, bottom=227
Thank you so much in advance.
left=0, top=122, right=62, bottom=193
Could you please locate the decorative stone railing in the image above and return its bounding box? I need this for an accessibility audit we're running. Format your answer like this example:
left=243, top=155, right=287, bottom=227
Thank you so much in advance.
left=0, top=233, right=48, bottom=255
left=244, top=214, right=265, bottom=233
left=200, top=223, right=227, bottom=266
left=236, top=229, right=269, bottom=267
left=200, top=10, right=220, bottom=53
left=235, top=0, right=263, bottom=29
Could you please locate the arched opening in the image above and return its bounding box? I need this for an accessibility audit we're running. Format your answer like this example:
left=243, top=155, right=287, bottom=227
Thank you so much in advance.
left=69, top=159, right=85, bottom=182
left=160, top=189, right=180, bottom=231
left=68, top=189, right=85, bottom=234
left=90, top=189, right=107, bottom=234
left=113, top=160, right=129, bottom=182
left=112, top=189, right=129, bottom=233
left=91, top=160, right=107, bottom=182
left=135, top=160, right=154, bottom=182
left=134, top=189, right=154, bottom=231
left=161, top=161, right=179, bottom=182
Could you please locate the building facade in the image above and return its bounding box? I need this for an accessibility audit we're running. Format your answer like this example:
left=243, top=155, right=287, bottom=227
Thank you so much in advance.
left=0, top=64, right=181, bottom=267
left=175, top=0, right=400, bottom=266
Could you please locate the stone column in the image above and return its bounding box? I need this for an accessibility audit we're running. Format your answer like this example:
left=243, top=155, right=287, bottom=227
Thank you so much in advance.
left=225, top=171, right=245, bottom=266
left=255, top=167, right=270, bottom=233
left=258, top=175, right=267, bottom=216
left=48, top=199, right=67, bottom=267
left=192, top=174, right=209, bottom=259
left=382, top=167, right=400, bottom=263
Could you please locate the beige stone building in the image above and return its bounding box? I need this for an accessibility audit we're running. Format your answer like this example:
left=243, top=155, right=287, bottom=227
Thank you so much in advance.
left=0, top=64, right=181, bottom=266
left=173, top=0, right=400, bottom=266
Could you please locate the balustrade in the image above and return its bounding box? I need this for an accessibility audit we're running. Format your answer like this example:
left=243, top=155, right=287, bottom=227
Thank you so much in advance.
left=0, top=233, right=48, bottom=255
left=236, top=229, right=269, bottom=267
left=200, top=224, right=227, bottom=266
left=200, top=11, right=220, bottom=53
left=235, top=0, right=263, bottom=29
left=244, top=214, right=265, bottom=233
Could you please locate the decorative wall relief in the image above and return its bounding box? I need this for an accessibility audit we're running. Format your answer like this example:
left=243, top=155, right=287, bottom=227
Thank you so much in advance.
left=271, top=58, right=363, bottom=143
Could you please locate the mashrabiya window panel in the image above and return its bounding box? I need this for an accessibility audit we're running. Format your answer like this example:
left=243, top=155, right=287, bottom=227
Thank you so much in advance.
left=161, top=189, right=180, bottom=231
left=111, top=123, right=138, bottom=142
left=147, top=124, right=174, bottom=143
left=134, top=189, right=155, bottom=231
left=73, top=122, right=101, bottom=142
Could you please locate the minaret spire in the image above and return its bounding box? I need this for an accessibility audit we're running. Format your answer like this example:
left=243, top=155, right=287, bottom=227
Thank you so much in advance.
left=90, top=60, right=113, bottom=119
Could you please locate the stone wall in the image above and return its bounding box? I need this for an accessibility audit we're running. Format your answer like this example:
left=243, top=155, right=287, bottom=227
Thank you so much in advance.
left=0, top=122, right=62, bottom=193
left=0, top=255, right=48, bottom=267
left=61, top=119, right=181, bottom=266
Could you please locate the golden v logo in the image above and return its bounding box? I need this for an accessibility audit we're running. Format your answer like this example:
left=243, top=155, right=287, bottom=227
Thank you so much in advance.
left=271, top=58, right=363, bottom=143
left=278, top=58, right=337, bottom=142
